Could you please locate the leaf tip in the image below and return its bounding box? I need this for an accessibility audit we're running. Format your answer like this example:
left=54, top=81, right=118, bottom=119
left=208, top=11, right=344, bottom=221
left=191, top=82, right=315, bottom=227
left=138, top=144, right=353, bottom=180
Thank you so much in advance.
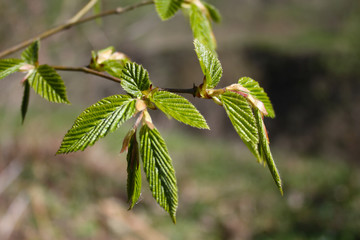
left=171, top=214, right=177, bottom=224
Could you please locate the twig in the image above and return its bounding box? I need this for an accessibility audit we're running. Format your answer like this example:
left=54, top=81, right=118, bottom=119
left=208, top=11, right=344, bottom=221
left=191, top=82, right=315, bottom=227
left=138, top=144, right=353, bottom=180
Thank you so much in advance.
left=0, top=1, right=154, bottom=58
left=159, top=85, right=198, bottom=97
left=52, top=65, right=121, bottom=83
left=52, top=65, right=199, bottom=96
left=68, top=0, right=99, bottom=24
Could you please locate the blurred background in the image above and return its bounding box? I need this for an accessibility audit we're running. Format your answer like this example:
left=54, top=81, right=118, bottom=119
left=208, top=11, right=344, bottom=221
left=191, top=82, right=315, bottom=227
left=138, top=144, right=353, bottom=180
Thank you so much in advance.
left=0, top=0, right=359, bottom=239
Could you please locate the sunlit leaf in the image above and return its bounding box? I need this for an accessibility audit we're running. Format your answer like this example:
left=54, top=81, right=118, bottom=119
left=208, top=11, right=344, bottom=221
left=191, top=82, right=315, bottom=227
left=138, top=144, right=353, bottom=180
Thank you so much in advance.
left=154, top=0, right=183, bottom=20
left=194, top=39, right=222, bottom=89
left=57, top=95, right=136, bottom=154
left=90, top=47, right=129, bottom=77
left=121, top=63, right=151, bottom=98
left=102, top=60, right=128, bottom=78
left=202, top=1, right=221, bottom=23
left=21, top=81, right=30, bottom=124
left=0, top=59, right=25, bottom=79
left=254, top=109, right=283, bottom=194
left=140, top=124, right=178, bottom=223
left=189, top=2, right=216, bottom=52
left=220, top=91, right=259, bottom=157
left=21, top=40, right=39, bottom=65
left=127, top=131, right=142, bottom=209
left=238, top=77, right=275, bottom=118
left=151, top=90, right=209, bottom=129
left=27, top=65, right=70, bottom=104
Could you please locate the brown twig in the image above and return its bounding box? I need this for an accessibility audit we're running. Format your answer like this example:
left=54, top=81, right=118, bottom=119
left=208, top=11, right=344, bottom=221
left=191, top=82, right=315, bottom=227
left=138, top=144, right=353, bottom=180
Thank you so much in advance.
left=52, top=65, right=121, bottom=83
left=52, top=65, right=199, bottom=96
left=0, top=1, right=154, bottom=58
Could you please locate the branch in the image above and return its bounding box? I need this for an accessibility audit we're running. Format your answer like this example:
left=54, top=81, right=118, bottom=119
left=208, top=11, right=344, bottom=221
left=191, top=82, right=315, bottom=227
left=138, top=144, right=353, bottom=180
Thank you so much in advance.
left=52, top=65, right=198, bottom=96
left=52, top=66, right=121, bottom=83
left=159, top=86, right=198, bottom=97
left=68, top=0, right=99, bottom=24
left=0, top=0, right=154, bottom=58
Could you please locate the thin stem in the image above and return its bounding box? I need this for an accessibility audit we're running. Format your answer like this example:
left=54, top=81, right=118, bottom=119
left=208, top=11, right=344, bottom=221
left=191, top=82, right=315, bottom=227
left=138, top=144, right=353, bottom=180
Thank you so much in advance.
left=52, top=66, right=121, bottom=83
left=51, top=65, right=198, bottom=96
left=0, top=0, right=154, bottom=58
left=159, top=86, right=198, bottom=96
left=68, top=0, right=99, bottom=24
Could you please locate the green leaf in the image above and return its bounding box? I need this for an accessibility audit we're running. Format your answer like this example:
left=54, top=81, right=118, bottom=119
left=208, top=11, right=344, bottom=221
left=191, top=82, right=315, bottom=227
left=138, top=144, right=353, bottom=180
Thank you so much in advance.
left=21, top=81, right=30, bottom=124
left=21, top=40, right=39, bottom=65
left=127, top=131, right=142, bottom=209
left=140, top=124, right=178, bottom=223
left=151, top=90, right=209, bottom=129
left=194, top=39, right=222, bottom=89
left=121, top=63, right=151, bottom=98
left=102, top=60, right=127, bottom=78
left=189, top=3, right=216, bottom=52
left=254, top=109, right=283, bottom=194
left=27, top=65, right=70, bottom=104
left=57, top=95, right=136, bottom=154
left=238, top=77, right=275, bottom=118
left=202, top=1, right=222, bottom=23
left=154, top=0, right=183, bottom=20
left=0, top=59, right=25, bottom=79
left=220, top=91, right=259, bottom=156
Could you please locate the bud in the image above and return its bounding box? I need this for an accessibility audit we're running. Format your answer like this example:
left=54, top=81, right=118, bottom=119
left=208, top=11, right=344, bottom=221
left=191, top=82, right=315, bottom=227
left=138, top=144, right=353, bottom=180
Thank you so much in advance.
left=19, top=64, right=35, bottom=72
left=135, top=99, right=147, bottom=112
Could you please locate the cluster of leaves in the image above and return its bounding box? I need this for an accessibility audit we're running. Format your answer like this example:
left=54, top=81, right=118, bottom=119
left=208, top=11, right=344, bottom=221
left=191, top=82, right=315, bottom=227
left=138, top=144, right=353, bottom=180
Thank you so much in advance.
left=193, top=39, right=282, bottom=194
left=0, top=41, right=69, bottom=123
left=0, top=0, right=282, bottom=223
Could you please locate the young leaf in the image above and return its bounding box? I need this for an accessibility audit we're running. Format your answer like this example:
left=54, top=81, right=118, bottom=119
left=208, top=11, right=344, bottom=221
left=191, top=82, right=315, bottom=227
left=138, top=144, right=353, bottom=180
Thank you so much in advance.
left=121, top=63, right=151, bottom=98
left=151, top=90, right=209, bottom=129
left=189, top=2, right=216, bottom=52
left=140, top=124, right=178, bottom=223
left=194, top=39, right=222, bottom=89
left=57, top=95, right=136, bottom=154
left=102, top=60, right=127, bottom=78
left=220, top=91, right=259, bottom=157
left=154, top=0, right=183, bottom=20
left=127, top=131, right=142, bottom=209
left=202, top=1, right=222, bottom=23
left=0, top=59, right=25, bottom=79
left=27, top=65, right=70, bottom=104
left=90, top=47, right=130, bottom=77
left=21, top=40, right=39, bottom=65
left=254, top=109, right=283, bottom=194
left=21, top=81, right=30, bottom=124
left=238, top=77, right=275, bottom=118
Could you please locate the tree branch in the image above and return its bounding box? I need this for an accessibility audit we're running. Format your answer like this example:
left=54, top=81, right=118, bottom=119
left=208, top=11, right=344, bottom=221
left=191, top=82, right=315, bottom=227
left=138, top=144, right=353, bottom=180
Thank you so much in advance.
left=0, top=0, right=154, bottom=58
left=52, top=65, right=198, bottom=96
left=159, top=86, right=198, bottom=97
left=68, top=0, right=99, bottom=24
left=52, top=66, right=121, bottom=83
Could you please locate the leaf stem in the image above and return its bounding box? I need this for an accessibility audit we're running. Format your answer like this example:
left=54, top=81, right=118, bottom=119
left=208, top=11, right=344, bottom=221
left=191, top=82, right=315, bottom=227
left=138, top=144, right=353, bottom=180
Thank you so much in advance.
left=0, top=0, right=154, bottom=58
